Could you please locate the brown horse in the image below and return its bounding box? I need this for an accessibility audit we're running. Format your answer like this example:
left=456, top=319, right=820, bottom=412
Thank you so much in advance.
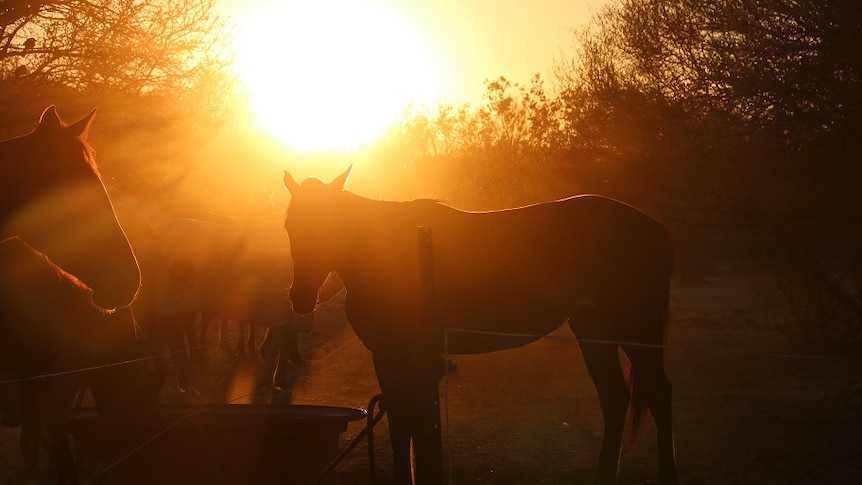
left=0, top=237, right=163, bottom=484
left=282, top=167, right=677, bottom=485
left=154, top=216, right=294, bottom=360
left=0, top=106, right=141, bottom=310
left=0, top=107, right=156, bottom=483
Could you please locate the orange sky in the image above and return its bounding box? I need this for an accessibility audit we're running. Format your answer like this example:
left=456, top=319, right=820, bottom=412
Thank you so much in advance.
left=215, top=0, right=607, bottom=151
left=218, top=0, right=605, bottom=103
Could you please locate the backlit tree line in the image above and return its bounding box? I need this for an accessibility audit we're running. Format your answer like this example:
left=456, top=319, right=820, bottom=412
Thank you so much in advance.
left=1, top=0, right=860, bottom=340
left=375, top=0, right=862, bottom=340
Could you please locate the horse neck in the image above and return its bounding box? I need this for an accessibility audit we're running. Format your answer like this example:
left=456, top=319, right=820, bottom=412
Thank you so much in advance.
left=330, top=192, right=434, bottom=287
left=0, top=137, right=33, bottom=235
left=0, top=135, right=141, bottom=309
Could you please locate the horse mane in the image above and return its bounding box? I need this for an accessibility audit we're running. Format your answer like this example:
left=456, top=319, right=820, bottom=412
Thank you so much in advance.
left=58, top=131, right=100, bottom=177
left=80, top=142, right=99, bottom=176
left=0, top=238, right=101, bottom=313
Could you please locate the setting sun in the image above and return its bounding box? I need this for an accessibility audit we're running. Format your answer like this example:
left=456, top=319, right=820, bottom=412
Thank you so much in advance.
left=231, top=0, right=446, bottom=152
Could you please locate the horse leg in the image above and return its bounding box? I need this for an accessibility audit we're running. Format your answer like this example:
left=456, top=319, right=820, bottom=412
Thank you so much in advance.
left=622, top=344, right=677, bottom=485
left=21, top=376, right=82, bottom=484
left=247, top=323, right=257, bottom=360
left=199, top=311, right=211, bottom=348
left=372, top=353, right=413, bottom=484
left=236, top=320, right=247, bottom=360
left=284, top=328, right=305, bottom=366
left=372, top=352, right=443, bottom=485
left=187, top=312, right=205, bottom=364
left=18, top=380, right=51, bottom=471
left=259, top=325, right=281, bottom=387
left=48, top=412, right=78, bottom=485
left=576, top=339, right=629, bottom=485
left=409, top=366, right=443, bottom=485
left=217, top=317, right=233, bottom=356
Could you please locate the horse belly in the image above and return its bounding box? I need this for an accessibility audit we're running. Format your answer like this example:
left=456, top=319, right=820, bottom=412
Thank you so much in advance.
left=437, top=294, right=571, bottom=354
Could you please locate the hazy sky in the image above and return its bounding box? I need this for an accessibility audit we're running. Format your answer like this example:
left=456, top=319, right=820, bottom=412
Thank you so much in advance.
left=217, top=0, right=607, bottom=104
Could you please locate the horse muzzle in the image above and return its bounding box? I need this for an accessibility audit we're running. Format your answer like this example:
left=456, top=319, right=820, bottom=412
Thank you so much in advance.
left=289, top=286, right=317, bottom=315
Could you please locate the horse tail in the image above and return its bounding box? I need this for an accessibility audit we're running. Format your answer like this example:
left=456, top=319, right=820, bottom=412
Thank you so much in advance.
left=627, top=235, right=673, bottom=447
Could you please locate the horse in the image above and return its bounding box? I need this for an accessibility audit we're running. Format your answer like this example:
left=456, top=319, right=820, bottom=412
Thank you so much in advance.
left=0, top=106, right=141, bottom=310
left=0, top=237, right=163, bottom=484
left=198, top=258, right=277, bottom=360
left=154, top=216, right=293, bottom=361
left=282, top=167, right=678, bottom=485
left=0, top=106, right=155, bottom=483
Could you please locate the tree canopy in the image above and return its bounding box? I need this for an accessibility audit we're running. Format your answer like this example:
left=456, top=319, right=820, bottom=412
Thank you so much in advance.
left=559, top=0, right=862, bottom=338
left=1, top=0, right=859, bottom=339
left=0, top=0, right=232, bottom=96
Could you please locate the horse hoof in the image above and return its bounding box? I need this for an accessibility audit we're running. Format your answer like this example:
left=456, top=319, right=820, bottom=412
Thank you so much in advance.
left=176, top=384, right=201, bottom=397
left=272, top=387, right=294, bottom=404
left=179, top=384, right=201, bottom=397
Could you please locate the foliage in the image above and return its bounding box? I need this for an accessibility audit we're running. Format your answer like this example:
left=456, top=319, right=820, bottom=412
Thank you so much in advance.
left=557, top=0, right=862, bottom=340
left=374, top=0, right=862, bottom=340
left=370, top=75, right=587, bottom=209
left=0, top=0, right=234, bottom=97
left=1, top=0, right=859, bottom=339
left=0, top=0, right=254, bottom=218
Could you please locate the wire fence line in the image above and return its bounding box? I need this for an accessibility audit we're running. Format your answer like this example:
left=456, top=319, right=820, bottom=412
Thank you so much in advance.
left=2, top=323, right=859, bottom=388
left=443, top=327, right=862, bottom=363
left=2, top=320, right=859, bottom=483
left=77, top=333, right=362, bottom=484
left=0, top=309, right=349, bottom=387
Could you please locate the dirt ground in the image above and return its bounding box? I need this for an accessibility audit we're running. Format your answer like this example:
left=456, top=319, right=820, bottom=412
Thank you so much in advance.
left=2, top=266, right=861, bottom=484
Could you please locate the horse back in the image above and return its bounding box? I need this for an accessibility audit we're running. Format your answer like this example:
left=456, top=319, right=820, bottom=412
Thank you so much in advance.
left=426, top=195, right=669, bottom=284
left=339, top=195, right=671, bottom=354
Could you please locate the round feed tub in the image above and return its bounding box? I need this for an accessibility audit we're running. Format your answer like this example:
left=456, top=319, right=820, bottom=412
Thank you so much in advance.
left=68, top=403, right=367, bottom=485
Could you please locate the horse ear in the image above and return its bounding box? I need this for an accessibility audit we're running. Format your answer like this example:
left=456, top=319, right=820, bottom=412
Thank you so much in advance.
left=331, top=165, right=352, bottom=190
left=36, top=105, right=62, bottom=133
left=283, top=170, right=300, bottom=194
left=67, top=108, right=96, bottom=141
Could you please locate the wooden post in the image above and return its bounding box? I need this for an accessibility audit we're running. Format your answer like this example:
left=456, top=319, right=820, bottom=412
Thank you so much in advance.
left=417, top=226, right=435, bottom=314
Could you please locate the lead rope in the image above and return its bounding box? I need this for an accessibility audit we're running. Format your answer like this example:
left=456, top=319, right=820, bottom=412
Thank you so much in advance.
left=311, top=393, right=386, bottom=485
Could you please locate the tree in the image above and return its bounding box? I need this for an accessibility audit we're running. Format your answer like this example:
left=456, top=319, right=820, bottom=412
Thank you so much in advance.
left=369, top=76, right=576, bottom=208
left=0, top=0, right=234, bottom=98
left=0, top=0, right=254, bottom=218
left=559, top=0, right=862, bottom=340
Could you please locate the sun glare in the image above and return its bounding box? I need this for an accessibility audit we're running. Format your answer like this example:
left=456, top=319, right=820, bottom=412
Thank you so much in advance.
left=233, top=0, right=446, bottom=153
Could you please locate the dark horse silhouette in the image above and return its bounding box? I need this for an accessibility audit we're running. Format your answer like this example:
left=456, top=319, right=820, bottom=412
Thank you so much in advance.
left=0, top=107, right=158, bottom=483
left=154, top=216, right=295, bottom=361
left=282, top=167, right=677, bottom=485
left=0, top=238, right=163, bottom=483
left=0, top=106, right=141, bottom=310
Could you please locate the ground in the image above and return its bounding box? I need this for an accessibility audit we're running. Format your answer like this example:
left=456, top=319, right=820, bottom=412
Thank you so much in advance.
left=2, top=266, right=861, bottom=484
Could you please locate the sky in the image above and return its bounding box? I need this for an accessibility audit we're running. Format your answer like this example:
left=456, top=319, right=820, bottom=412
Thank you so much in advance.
left=214, top=0, right=608, bottom=151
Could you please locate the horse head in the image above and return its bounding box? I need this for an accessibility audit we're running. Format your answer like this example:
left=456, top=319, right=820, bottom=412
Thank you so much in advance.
left=282, top=166, right=351, bottom=314
left=0, top=106, right=141, bottom=310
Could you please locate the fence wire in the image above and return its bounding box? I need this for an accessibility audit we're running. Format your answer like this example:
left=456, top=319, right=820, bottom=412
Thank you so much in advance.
left=2, top=320, right=860, bottom=484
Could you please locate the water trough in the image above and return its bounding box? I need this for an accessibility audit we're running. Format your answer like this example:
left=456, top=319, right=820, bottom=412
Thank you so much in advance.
left=69, top=403, right=366, bottom=485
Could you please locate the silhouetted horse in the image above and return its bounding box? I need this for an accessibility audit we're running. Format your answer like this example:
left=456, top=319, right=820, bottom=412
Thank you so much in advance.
left=154, top=217, right=293, bottom=360
left=0, top=107, right=156, bottom=483
left=0, top=238, right=163, bottom=484
left=0, top=106, right=141, bottom=310
left=282, top=167, right=677, bottom=485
